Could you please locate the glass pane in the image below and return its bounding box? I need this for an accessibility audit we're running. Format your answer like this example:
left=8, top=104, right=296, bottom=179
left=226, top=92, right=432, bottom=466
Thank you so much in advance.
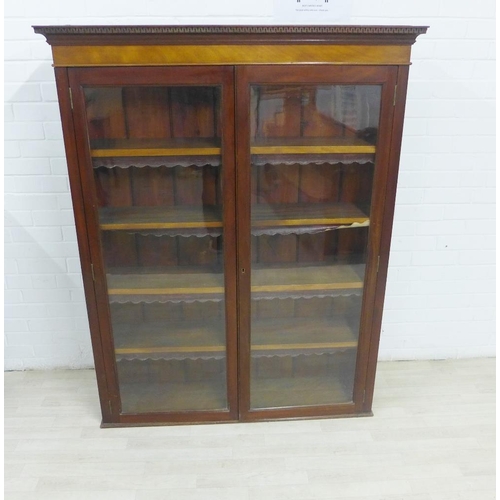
left=84, top=86, right=227, bottom=413
left=249, top=84, right=381, bottom=409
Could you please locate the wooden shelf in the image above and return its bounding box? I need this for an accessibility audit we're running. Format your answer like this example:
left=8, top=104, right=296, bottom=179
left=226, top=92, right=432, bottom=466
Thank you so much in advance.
left=252, top=317, right=358, bottom=355
left=119, top=379, right=228, bottom=413
left=113, top=317, right=358, bottom=360
left=107, top=265, right=225, bottom=303
left=251, top=137, right=376, bottom=155
left=99, top=206, right=222, bottom=231
left=106, top=263, right=364, bottom=303
left=252, top=263, right=365, bottom=296
left=114, top=320, right=225, bottom=360
left=120, top=371, right=352, bottom=412
left=252, top=203, right=368, bottom=227
left=90, top=138, right=221, bottom=157
left=99, top=203, right=367, bottom=233
left=251, top=375, right=352, bottom=409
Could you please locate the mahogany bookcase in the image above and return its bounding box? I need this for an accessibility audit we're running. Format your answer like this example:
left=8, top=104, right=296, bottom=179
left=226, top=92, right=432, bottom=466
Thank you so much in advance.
left=34, top=25, right=426, bottom=426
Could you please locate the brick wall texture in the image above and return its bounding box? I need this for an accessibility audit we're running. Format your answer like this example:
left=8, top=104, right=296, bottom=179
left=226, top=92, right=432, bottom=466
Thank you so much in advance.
left=4, top=0, right=496, bottom=369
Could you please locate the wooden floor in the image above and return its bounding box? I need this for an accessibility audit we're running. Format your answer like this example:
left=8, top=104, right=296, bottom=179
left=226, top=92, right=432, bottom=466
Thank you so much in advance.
left=5, top=358, right=495, bottom=500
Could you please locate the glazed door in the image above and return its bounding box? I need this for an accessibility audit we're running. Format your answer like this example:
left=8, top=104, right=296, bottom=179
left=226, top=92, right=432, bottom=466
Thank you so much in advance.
left=69, top=67, right=238, bottom=422
left=236, top=65, right=397, bottom=419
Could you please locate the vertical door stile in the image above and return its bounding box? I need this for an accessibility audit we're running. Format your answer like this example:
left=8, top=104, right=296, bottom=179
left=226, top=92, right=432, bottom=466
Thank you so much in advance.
left=220, top=66, right=239, bottom=420
left=57, top=68, right=116, bottom=423
left=68, top=70, right=122, bottom=422
left=361, top=65, right=409, bottom=413
left=352, top=66, right=399, bottom=412
left=235, top=66, right=253, bottom=418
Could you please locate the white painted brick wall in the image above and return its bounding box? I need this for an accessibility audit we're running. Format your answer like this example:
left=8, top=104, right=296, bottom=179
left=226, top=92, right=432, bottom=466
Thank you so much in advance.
left=4, top=0, right=496, bottom=369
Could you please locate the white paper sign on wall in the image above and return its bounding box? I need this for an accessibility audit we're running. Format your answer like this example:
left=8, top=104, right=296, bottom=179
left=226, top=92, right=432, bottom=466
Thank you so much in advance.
left=274, top=0, right=351, bottom=23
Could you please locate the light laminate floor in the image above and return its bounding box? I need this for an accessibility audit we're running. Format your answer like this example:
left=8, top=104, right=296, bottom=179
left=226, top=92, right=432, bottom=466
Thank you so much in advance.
left=5, top=358, right=495, bottom=500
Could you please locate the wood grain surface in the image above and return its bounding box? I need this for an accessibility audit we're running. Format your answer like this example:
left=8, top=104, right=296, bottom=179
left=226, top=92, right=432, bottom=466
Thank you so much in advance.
left=251, top=136, right=376, bottom=155
left=113, top=316, right=358, bottom=358
left=91, top=137, right=221, bottom=157
left=52, top=44, right=411, bottom=67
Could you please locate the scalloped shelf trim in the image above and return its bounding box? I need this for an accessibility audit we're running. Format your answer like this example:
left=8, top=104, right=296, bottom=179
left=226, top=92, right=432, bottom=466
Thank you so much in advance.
left=115, top=348, right=354, bottom=362
left=93, top=157, right=221, bottom=169
left=252, top=157, right=374, bottom=167
left=108, top=289, right=363, bottom=304
left=127, top=220, right=368, bottom=238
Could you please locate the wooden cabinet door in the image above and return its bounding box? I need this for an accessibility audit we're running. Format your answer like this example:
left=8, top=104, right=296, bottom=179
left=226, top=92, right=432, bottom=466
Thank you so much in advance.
left=68, top=67, right=238, bottom=424
left=235, top=65, right=398, bottom=420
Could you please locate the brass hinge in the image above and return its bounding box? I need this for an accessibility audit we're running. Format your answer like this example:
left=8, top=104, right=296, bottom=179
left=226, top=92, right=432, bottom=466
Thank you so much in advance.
left=108, top=400, right=113, bottom=415
left=69, top=87, right=74, bottom=110
left=377, top=255, right=380, bottom=273
left=91, top=263, right=96, bottom=281
left=362, top=389, right=366, bottom=403
left=393, top=84, right=398, bottom=106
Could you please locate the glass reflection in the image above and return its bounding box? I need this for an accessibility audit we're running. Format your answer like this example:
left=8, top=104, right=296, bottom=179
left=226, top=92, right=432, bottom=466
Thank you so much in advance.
left=249, top=84, right=382, bottom=409
left=84, top=86, right=228, bottom=413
